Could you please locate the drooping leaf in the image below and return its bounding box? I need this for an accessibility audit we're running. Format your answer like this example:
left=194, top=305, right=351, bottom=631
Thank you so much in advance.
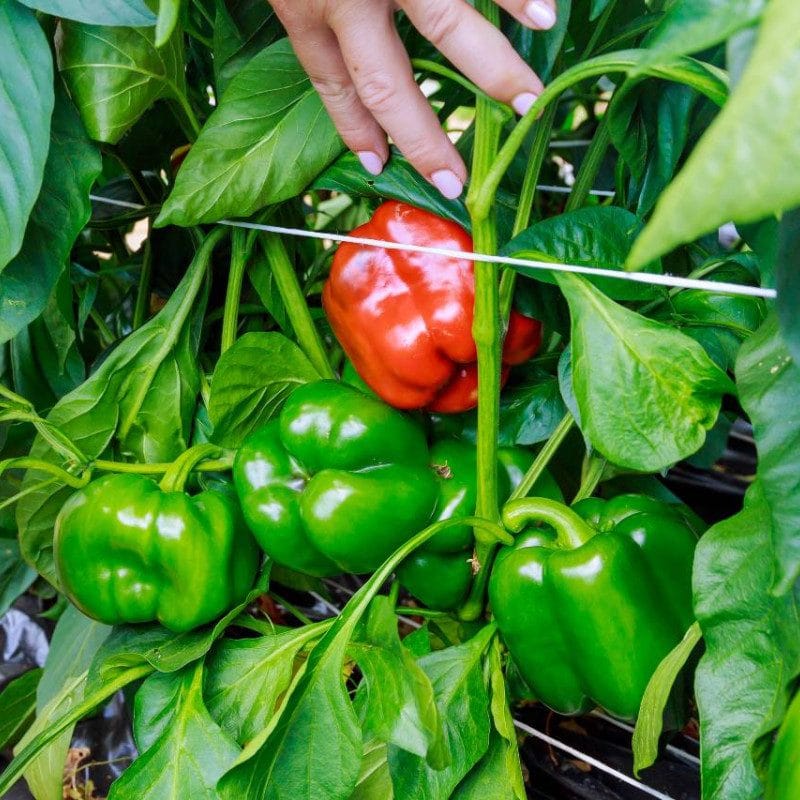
left=0, top=87, right=100, bottom=346
left=108, top=662, right=240, bottom=800
left=0, top=1, right=53, bottom=271
left=16, top=230, right=221, bottom=585
left=157, top=38, right=344, bottom=227
left=17, top=0, right=156, bottom=26
left=737, top=315, right=800, bottom=593
left=504, top=206, right=661, bottom=300
left=557, top=272, right=733, bottom=471
left=633, top=621, right=702, bottom=775
left=0, top=669, right=42, bottom=751
left=57, top=13, right=186, bottom=143
left=628, top=0, right=800, bottom=268
left=693, top=481, right=800, bottom=799
left=388, top=626, right=494, bottom=800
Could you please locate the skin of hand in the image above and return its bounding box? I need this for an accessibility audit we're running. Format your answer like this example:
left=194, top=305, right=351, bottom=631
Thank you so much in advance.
left=270, top=0, right=557, bottom=199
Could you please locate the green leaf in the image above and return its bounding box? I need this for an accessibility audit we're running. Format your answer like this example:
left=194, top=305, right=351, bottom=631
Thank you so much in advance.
left=16, top=230, right=220, bottom=584
left=351, top=597, right=441, bottom=761
left=737, top=315, right=800, bottom=593
left=388, top=626, right=494, bottom=800
left=155, top=0, right=180, bottom=46
left=0, top=669, right=42, bottom=751
left=629, top=0, right=800, bottom=268
left=632, top=621, right=701, bottom=776
left=0, top=538, right=37, bottom=617
left=775, top=208, right=800, bottom=365
left=504, top=206, right=660, bottom=301
left=57, top=13, right=186, bottom=143
left=0, top=87, right=100, bottom=345
left=645, top=0, right=766, bottom=59
left=157, top=38, right=343, bottom=227
left=208, top=331, right=319, bottom=448
left=18, top=607, right=110, bottom=800
left=693, top=481, right=800, bottom=799
left=557, top=272, right=733, bottom=471
left=17, top=0, right=156, bottom=25
left=313, top=151, right=470, bottom=229
left=497, top=371, right=567, bottom=447
left=506, top=0, right=571, bottom=81
left=0, top=0, right=53, bottom=271
left=108, top=661, right=239, bottom=800
left=205, top=622, right=329, bottom=745
left=349, top=740, right=393, bottom=800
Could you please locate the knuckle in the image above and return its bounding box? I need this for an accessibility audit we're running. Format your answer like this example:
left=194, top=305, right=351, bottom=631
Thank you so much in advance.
left=423, top=2, right=460, bottom=47
left=310, top=75, right=359, bottom=107
left=358, top=72, right=400, bottom=114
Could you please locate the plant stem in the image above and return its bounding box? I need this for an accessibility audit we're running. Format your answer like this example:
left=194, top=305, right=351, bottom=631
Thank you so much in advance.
left=580, top=0, right=619, bottom=59
left=221, top=228, right=251, bottom=353
left=261, top=233, right=335, bottom=379
left=410, top=58, right=504, bottom=112
left=93, top=456, right=234, bottom=475
left=270, top=593, right=314, bottom=627
left=573, top=454, right=606, bottom=502
left=170, top=88, right=202, bottom=141
left=564, top=114, right=611, bottom=212
left=159, top=444, right=223, bottom=492
left=133, top=232, right=153, bottom=330
left=509, top=412, right=575, bottom=501
left=89, top=309, right=115, bottom=347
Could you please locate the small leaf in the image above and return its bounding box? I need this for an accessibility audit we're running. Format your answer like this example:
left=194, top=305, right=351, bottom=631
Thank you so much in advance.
left=0, top=669, right=42, bottom=751
left=629, top=0, right=800, bottom=268
left=0, top=1, right=54, bottom=271
left=208, top=331, right=320, bottom=448
left=17, top=0, right=156, bottom=26
left=155, top=0, right=181, bottom=46
left=557, top=273, right=733, bottom=471
left=157, top=38, right=344, bottom=227
left=0, top=538, right=36, bottom=618
left=632, top=622, right=701, bottom=776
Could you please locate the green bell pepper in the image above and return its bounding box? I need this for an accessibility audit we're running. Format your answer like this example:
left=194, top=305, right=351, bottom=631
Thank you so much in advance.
left=490, top=494, right=697, bottom=720
left=766, top=690, right=800, bottom=799
left=54, top=474, right=260, bottom=633
left=233, top=380, right=439, bottom=576
left=397, top=439, right=563, bottom=611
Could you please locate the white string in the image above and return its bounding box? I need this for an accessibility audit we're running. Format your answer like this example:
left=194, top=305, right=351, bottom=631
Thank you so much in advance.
left=513, top=719, right=677, bottom=800
left=88, top=194, right=777, bottom=300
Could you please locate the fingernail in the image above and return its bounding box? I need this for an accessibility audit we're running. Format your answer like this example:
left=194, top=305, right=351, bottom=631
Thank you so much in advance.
left=525, top=0, right=556, bottom=29
left=357, top=151, right=384, bottom=176
left=431, top=169, right=463, bottom=199
left=512, top=91, right=539, bottom=116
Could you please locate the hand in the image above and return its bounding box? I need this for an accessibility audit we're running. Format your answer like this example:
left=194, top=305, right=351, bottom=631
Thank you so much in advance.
left=271, top=0, right=556, bottom=199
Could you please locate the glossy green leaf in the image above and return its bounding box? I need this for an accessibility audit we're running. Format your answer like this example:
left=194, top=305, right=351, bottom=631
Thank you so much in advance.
left=497, top=371, right=567, bottom=447
left=205, top=622, right=329, bottom=745
left=157, top=38, right=343, bottom=227
left=737, top=315, right=800, bottom=593
left=0, top=669, right=42, bottom=751
left=17, top=0, right=155, bottom=25
left=0, top=87, right=100, bottom=346
left=208, top=331, right=320, bottom=448
left=0, top=1, right=53, bottom=271
left=504, top=206, right=660, bottom=300
left=629, top=0, right=800, bottom=268
left=155, top=0, right=180, bottom=46
left=557, top=272, right=733, bottom=471
left=388, top=626, right=494, bottom=800
left=108, top=662, right=239, bottom=800
left=633, top=621, right=701, bottom=776
left=351, top=597, right=441, bottom=761
left=0, top=538, right=37, bottom=617
left=645, top=0, right=766, bottom=58
left=16, top=231, right=219, bottom=585
left=313, top=151, right=470, bottom=229
left=349, top=740, right=393, bottom=800
left=693, top=481, right=800, bottom=799
left=57, top=14, right=186, bottom=143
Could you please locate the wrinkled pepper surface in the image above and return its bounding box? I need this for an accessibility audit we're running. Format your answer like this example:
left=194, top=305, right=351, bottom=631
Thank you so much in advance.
left=490, top=494, right=698, bottom=720
left=397, top=440, right=563, bottom=610
left=323, top=201, right=542, bottom=413
left=234, top=380, right=439, bottom=576
left=766, top=689, right=800, bottom=799
left=54, top=475, right=260, bottom=632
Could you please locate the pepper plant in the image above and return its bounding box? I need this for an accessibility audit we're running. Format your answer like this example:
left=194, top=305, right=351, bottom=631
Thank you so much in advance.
left=0, top=0, right=799, bottom=799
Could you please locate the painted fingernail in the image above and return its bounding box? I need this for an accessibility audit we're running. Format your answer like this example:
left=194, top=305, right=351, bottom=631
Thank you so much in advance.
left=431, top=169, right=464, bottom=199
left=357, top=151, right=384, bottom=176
left=512, top=91, right=539, bottom=116
left=525, top=0, right=556, bottom=29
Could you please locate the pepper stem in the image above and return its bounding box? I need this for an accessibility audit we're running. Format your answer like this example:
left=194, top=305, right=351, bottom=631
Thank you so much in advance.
left=159, top=444, right=224, bottom=493
left=502, top=497, right=597, bottom=549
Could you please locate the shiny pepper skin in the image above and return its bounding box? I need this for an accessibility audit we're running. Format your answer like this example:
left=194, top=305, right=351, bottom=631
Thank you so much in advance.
left=490, top=494, right=698, bottom=720
left=233, top=380, right=439, bottom=576
left=323, top=201, right=542, bottom=413
left=54, top=475, right=260, bottom=633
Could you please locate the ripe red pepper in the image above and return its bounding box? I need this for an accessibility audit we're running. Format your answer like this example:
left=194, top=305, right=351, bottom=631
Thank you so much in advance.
left=323, top=201, right=542, bottom=413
